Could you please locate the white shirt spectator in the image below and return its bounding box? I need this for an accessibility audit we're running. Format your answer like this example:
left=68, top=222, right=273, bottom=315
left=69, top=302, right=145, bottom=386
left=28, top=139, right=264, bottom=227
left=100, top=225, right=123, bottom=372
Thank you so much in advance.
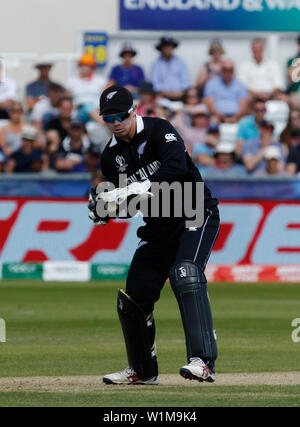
left=238, top=59, right=285, bottom=93
left=66, top=74, right=106, bottom=108
left=31, top=97, right=59, bottom=122
left=0, top=77, right=18, bottom=103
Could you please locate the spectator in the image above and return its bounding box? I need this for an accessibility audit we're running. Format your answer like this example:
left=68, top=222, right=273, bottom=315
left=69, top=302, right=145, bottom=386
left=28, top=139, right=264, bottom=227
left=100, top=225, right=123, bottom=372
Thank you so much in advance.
left=196, top=39, right=225, bottom=96
left=236, top=98, right=267, bottom=157
left=136, top=82, right=157, bottom=117
left=0, top=151, right=5, bottom=172
left=0, top=76, right=18, bottom=119
left=151, top=36, right=190, bottom=100
left=181, top=87, right=202, bottom=125
left=46, top=96, right=74, bottom=149
left=26, top=61, right=56, bottom=112
left=192, top=123, right=220, bottom=176
left=85, top=145, right=101, bottom=173
left=242, top=120, right=285, bottom=174
left=286, top=35, right=300, bottom=108
left=206, top=142, right=247, bottom=178
left=0, top=102, right=26, bottom=157
left=108, top=43, right=145, bottom=96
left=55, top=118, right=91, bottom=172
left=280, top=109, right=300, bottom=154
left=204, top=59, right=248, bottom=123
left=66, top=53, right=107, bottom=123
left=174, top=104, right=210, bottom=155
left=31, top=83, right=65, bottom=131
left=286, top=129, right=300, bottom=175
left=4, top=125, right=47, bottom=173
left=255, top=145, right=288, bottom=177
left=238, top=39, right=285, bottom=101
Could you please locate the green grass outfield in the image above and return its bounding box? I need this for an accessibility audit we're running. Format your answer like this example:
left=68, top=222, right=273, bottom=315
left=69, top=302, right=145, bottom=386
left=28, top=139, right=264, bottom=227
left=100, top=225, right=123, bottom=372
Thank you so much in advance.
left=0, top=280, right=300, bottom=407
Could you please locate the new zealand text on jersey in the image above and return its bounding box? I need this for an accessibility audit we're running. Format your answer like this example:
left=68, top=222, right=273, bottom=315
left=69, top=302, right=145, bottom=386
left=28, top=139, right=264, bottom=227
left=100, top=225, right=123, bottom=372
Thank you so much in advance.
left=127, top=160, right=161, bottom=183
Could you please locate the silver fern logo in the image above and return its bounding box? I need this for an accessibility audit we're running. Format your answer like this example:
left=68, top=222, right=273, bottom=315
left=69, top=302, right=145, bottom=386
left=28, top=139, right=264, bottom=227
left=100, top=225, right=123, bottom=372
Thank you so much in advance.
left=107, top=91, right=118, bottom=100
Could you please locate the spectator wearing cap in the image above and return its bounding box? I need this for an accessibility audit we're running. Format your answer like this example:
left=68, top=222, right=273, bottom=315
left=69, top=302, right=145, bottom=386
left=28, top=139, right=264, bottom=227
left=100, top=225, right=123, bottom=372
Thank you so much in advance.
left=174, top=104, right=210, bottom=155
left=242, top=120, right=285, bottom=174
left=26, top=61, right=57, bottom=112
left=66, top=53, right=107, bottom=123
left=286, top=35, right=300, bottom=108
left=286, top=129, right=300, bottom=175
left=136, top=82, right=157, bottom=117
left=0, top=75, right=18, bottom=119
left=5, top=125, right=47, bottom=173
left=31, top=83, right=65, bottom=132
left=238, top=39, right=285, bottom=102
left=150, top=36, right=190, bottom=100
left=206, top=142, right=247, bottom=178
left=55, top=118, right=91, bottom=172
left=85, top=145, right=101, bottom=173
left=192, top=123, right=220, bottom=176
left=196, top=39, right=225, bottom=96
left=108, top=43, right=145, bottom=96
left=204, top=59, right=248, bottom=123
left=236, top=98, right=267, bottom=158
left=0, top=102, right=27, bottom=157
left=255, top=146, right=288, bottom=177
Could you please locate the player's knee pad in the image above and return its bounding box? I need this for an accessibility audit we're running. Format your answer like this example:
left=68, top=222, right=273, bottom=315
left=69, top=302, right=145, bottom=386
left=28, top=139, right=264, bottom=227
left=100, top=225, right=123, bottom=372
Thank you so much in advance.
left=169, top=260, right=217, bottom=362
left=117, top=289, right=158, bottom=380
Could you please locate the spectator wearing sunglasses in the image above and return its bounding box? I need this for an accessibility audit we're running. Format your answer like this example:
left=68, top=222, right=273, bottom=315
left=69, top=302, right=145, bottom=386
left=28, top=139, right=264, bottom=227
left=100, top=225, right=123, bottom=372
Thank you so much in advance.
left=204, top=59, right=248, bottom=123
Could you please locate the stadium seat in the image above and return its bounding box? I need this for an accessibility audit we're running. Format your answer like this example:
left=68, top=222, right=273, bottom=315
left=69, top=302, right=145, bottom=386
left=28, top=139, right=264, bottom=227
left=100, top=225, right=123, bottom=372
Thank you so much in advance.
left=265, top=100, right=290, bottom=138
left=219, top=123, right=238, bottom=145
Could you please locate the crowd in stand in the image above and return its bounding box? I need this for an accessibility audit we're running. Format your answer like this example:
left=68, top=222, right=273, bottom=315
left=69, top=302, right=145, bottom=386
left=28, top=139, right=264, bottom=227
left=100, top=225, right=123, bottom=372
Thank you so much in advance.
left=0, top=35, right=300, bottom=179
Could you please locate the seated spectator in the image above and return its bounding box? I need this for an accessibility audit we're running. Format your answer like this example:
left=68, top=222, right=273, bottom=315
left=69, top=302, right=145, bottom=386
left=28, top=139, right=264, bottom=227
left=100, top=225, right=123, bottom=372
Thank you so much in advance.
left=286, top=35, right=300, bottom=108
left=196, top=39, right=225, bottom=96
left=31, top=83, right=65, bottom=131
left=4, top=125, right=47, bottom=173
left=66, top=53, right=107, bottom=123
left=45, top=96, right=74, bottom=151
left=108, top=43, right=145, bottom=96
left=0, top=102, right=27, bottom=156
left=192, top=123, right=220, bottom=176
left=280, top=109, right=300, bottom=154
left=286, top=129, right=300, bottom=175
left=174, top=105, right=210, bottom=155
left=238, top=39, right=285, bottom=101
left=204, top=59, right=248, bottom=123
left=55, top=119, right=91, bottom=172
left=151, top=36, right=190, bottom=100
left=136, top=82, right=157, bottom=117
left=0, top=76, right=18, bottom=119
left=85, top=145, right=101, bottom=173
left=181, top=87, right=202, bottom=125
left=236, top=98, right=267, bottom=157
left=206, top=142, right=247, bottom=178
left=254, top=146, right=288, bottom=177
left=242, top=120, right=285, bottom=174
left=26, top=61, right=56, bottom=112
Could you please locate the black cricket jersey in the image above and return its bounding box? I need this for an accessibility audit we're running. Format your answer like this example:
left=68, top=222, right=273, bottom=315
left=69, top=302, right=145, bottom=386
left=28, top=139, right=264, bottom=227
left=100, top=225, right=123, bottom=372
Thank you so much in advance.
left=100, top=116, right=219, bottom=241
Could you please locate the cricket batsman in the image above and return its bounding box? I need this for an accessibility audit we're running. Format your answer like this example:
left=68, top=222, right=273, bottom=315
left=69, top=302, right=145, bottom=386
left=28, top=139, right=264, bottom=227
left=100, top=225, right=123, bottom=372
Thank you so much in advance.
left=88, top=86, right=220, bottom=385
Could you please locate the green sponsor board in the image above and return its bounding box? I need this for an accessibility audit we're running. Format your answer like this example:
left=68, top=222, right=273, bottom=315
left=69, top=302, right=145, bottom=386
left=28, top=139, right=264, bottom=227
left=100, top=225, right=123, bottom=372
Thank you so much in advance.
left=91, top=264, right=129, bottom=280
left=2, top=263, right=43, bottom=279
